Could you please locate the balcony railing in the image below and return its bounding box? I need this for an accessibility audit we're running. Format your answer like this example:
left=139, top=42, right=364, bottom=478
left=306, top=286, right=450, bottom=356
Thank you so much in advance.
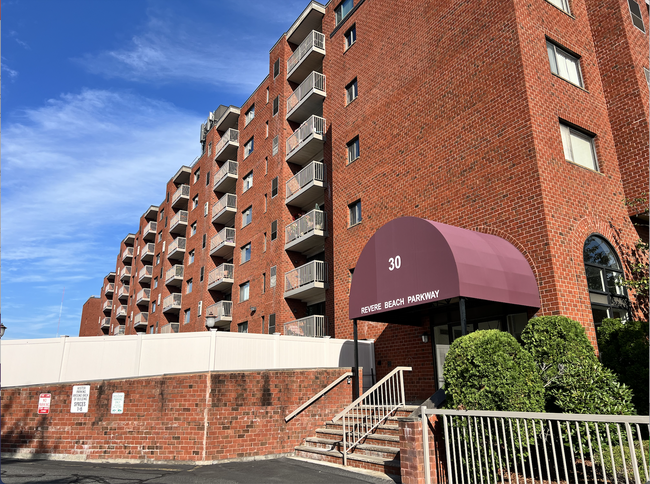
left=287, top=30, right=325, bottom=81
left=205, top=301, right=233, bottom=328
left=138, top=265, right=153, bottom=283
left=121, top=247, right=134, bottom=263
left=214, top=129, right=239, bottom=161
left=211, top=193, right=237, bottom=225
left=142, top=221, right=157, bottom=241
left=167, top=237, right=186, bottom=260
left=286, top=161, right=325, bottom=201
left=100, top=317, right=111, bottom=329
left=136, top=288, right=151, bottom=305
left=213, top=160, right=238, bottom=193
left=286, top=115, right=326, bottom=164
left=133, top=312, right=148, bottom=329
left=140, top=242, right=155, bottom=262
left=284, top=261, right=328, bottom=300
left=160, top=323, right=179, bottom=334
left=120, top=265, right=132, bottom=282
left=162, top=293, right=182, bottom=313
left=286, top=72, right=326, bottom=122
left=171, top=184, right=190, bottom=208
left=169, top=210, right=188, bottom=234
left=104, top=283, right=114, bottom=296
left=207, top=263, right=234, bottom=291
left=165, top=264, right=184, bottom=285
left=102, top=301, right=112, bottom=313
left=117, top=285, right=130, bottom=301
left=114, top=325, right=125, bottom=335
left=284, top=315, right=326, bottom=338
left=116, top=305, right=127, bottom=318
left=285, top=209, right=326, bottom=252
left=210, top=227, right=236, bottom=257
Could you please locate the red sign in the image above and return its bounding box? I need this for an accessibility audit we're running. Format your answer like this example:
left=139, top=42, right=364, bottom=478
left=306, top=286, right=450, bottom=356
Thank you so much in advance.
left=38, top=393, right=51, bottom=414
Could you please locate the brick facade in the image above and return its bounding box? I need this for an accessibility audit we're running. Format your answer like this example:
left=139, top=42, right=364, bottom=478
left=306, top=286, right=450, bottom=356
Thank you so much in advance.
left=78, top=296, right=102, bottom=337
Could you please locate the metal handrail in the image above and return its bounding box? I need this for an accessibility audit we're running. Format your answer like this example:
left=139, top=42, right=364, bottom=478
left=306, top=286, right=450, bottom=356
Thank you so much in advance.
left=214, top=128, right=239, bottom=157
left=286, top=161, right=325, bottom=199
left=169, top=210, right=188, bottom=229
left=210, top=227, right=236, bottom=252
left=162, top=293, right=182, bottom=311
left=287, top=30, right=325, bottom=75
left=208, top=263, right=234, bottom=286
left=138, top=265, right=153, bottom=280
left=287, top=72, right=326, bottom=113
left=212, top=193, right=237, bottom=219
left=140, top=243, right=155, bottom=259
left=285, top=209, right=326, bottom=244
left=104, top=283, right=114, bottom=294
left=213, top=160, right=238, bottom=190
left=284, top=260, right=327, bottom=292
left=168, top=237, right=186, bottom=254
left=165, top=264, right=184, bottom=283
left=143, top=221, right=157, bottom=237
left=286, top=115, right=325, bottom=157
left=136, top=288, right=150, bottom=303
left=284, top=315, right=326, bottom=337
left=171, top=184, right=190, bottom=205
left=334, top=366, right=412, bottom=466
left=285, top=371, right=353, bottom=422
left=206, top=300, right=232, bottom=319
left=122, top=247, right=133, bottom=260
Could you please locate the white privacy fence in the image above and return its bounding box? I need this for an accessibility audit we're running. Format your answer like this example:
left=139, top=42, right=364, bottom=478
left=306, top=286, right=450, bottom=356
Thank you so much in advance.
left=1, top=332, right=375, bottom=390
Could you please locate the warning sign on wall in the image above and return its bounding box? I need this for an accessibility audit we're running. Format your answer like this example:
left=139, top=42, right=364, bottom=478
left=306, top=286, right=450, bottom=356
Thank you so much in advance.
left=111, top=392, right=125, bottom=414
left=70, top=385, right=90, bottom=413
left=38, top=393, right=51, bottom=414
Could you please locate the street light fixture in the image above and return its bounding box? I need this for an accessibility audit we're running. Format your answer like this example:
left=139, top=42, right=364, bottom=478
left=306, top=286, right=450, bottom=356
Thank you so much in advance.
left=0, top=323, right=6, bottom=339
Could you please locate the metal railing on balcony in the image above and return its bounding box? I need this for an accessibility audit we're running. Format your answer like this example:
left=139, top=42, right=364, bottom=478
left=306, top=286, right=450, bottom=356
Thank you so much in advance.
left=104, top=283, right=114, bottom=295
left=212, top=193, right=237, bottom=222
left=287, top=72, right=326, bottom=114
left=160, top=323, right=179, bottom=334
left=102, top=300, right=112, bottom=313
left=162, top=293, right=182, bottom=312
left=133, top=312, right=148, bottom=328
left=100, top=317, right=111, bottom=328
left=143, top=221, right=157, bottom=240
left=213, top=160, right=238, bottom=191
left=284, top=260, right=327, bottom=293
left=168, top=237, right=186, bottom=257
left=136, top=288, right=150, bottom=304
left=116, top=305, right=127, bottom=318
left=284, top=315, right=326, bottom=337
left=214, top=128, right=239, bottom=157
left=140, top=242, right=155, bottom=261
left=138, top=265, right=153, bottom=282
left=286, top=161, right=325, bottom=199
left=208, top=263, right=234, bottom=287
left=286, top=115, right=325, bottom=158
left=169, top=210, right=188, bottom=233
left=285, top=210, right=326, bottom=245
left=210, top=227, right=236, bottom=254
left=120, top=266, right=132, bottom=282
left=205, top=301, right=233, bottom=327
left=114, top=325, right=125, bottom=335
left=165, top=264, right=184, bottom=284
left=122, top=247, right=134, bottom=262
left=117, top=285, right=130, bottom=299
left=287, top=30, right=325, bottom=76
left=171, top=184, right=190, bottom=207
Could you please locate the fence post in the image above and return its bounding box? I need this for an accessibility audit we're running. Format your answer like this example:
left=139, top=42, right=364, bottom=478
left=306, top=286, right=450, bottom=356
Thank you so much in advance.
left=422, top=407, right=431, bottom=484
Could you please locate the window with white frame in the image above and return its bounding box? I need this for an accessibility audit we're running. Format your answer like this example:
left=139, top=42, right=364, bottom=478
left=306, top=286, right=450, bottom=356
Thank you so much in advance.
left=547, top=41, right=583, bottom=87
left=240, top=281, right=250, bottom=302
left=560, top=123, right=598, bottom=171
left=241, top=243, right=251, bottom=264
left=273, top=96, right=279, bottom=116
left=346, top=78, right=358, bottom=104
left=208, top=142, right=212, bottom=156
left=265, top=121, right=269, bottom=138
left=266, top=87, right=269, bottom=103
left=349, top=200, right=362, bottom=227
left=628, top=0, right=645, bottom=32
left=335, top=0, right=354, bottom=25
left=245, top=104, right=255, bottom=126
left=189, top=249, right=195, bottom=264
left=545, top=0, right=570, bottom=14
left=192, top=194, right=199, bottom=209
left=198, top=300, right=202, bottom=316
left=345, top=24, right=356, bottom=49
left=242, top=206, right=252, bottom=227
left=270, top=266, right=277, bottom=288
left=347, top=137, right=360, bottom=163
left=191, top=222, right=197, bottom=236
left=193, top=168, right=200, bottom=184
left=244, top=137, right=254, bottom=158
left=272, top=136, right=279, bottom=155
left=204, top=202, right=209, bottom=217
left=243, top=171, right=253, bottom=192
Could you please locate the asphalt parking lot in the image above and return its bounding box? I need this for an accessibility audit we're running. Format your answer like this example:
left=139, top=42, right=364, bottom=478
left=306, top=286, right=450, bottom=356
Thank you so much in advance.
left=0, top=456, right=398, bottom=484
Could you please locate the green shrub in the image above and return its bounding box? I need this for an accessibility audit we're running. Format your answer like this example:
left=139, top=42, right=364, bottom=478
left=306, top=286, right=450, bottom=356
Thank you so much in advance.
left=598, top=318, right=649, bottom=415
left=443, top=330, right=544, bottom=412
left=522, top=316, right=635, bottom=415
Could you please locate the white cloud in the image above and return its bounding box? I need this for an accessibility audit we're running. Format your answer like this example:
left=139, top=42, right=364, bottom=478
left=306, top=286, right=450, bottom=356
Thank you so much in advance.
left=2, top=59, right=18, bottom=79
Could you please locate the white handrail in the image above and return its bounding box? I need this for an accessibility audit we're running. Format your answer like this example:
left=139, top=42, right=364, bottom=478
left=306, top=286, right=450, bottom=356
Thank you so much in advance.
left=285, top=371, right=352, bottom=422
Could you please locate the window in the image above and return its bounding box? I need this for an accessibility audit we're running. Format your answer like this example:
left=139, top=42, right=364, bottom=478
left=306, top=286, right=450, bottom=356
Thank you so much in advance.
left=238, top=322, right=248, bottom=333
left=583, top=235, right=629, bottom=326
left=208, top=142, right=212, bottom=156
left=346, top=78, right=358, bottom=104
left=264, top=194, right=268, bottom=212
left=156, top=254, right=160, bottom=265
left=262, top=273, right=266, bottom=294
left=273, top=59, right=280, bottom=78
left=194, top=168, right=200, bottom=184
left=200, top=266, right=204, bottom=282
left=191, top=222, right=197, bottom=236
left=206, top=171, right=210, bottom=186
left=261, top=316, right=265, bottom=333
left=241, top=243, right=251, bottom=264
left=345, top=24, right=356, bottom=49
left=151, top=301, right=156, bottom=313
left=242, top=206, right=253, bottom=227
left=271, top=220, right=278, bottom=241
left=546, top=0, right=570, bottom=14
left=243, top=171, right=253, bottom=192
left=271, top=177, right=278, bottom=197
left=202, top=234, right=207, bottom=249
left=244, top=137, right=254, bottom=158
left=265, top=121, right=269, bottom=138
left=628, top=0, right=645, bottom=32
left=265, top=157, right=268, bottom=175
left=154, top=277, right=158, bottom=289
left=272, top=136, right=279, bottom=155
left=184, top=309, right=191, bottom=324
left=189, top=250, right=195, bottom=264
left=160, top=209, right=164, bottom=221
left=269, top=313, right=276, bottom=333
left=198, top=300, right=202, bottom=317
left=186, top=278, right=193, bottom=294
left=347, top=137, right=360, bottom=163
left=240, top=282, right=250, bottom=302
left=158, top=231, right=163, bottom=242
left=266, top=87, right=269, bottom=103
left=270, top=266, right=277, bottom=288
left=165, top=216, right=167, bottom=228
left=349, top=200, right=362, bottom=226
left=273, top=96, right=279, bottom=116
left=560, top=123, right=598, bottom=171
left=204, top=202, right=209, bottom=217
left=263, top=232, right=267, bottom=252
left=245, top=104, right=255, bottom=126
left=335, top=0, right=354, bottom=25
left=192, top=195, right=199, bottom=209
left=547, top=41, right=583, bottom=87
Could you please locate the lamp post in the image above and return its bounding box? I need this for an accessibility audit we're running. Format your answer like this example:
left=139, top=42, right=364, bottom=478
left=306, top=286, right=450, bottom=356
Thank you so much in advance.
left=0, top=323, right=6, bottom=339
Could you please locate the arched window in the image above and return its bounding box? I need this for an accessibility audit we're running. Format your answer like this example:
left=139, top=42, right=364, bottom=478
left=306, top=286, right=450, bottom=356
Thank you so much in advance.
left=583, top=235, right=629, bottom=325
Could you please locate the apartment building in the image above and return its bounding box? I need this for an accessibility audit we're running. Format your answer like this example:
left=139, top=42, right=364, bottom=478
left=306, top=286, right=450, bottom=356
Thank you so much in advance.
left=81, top=0, right=649, bottom=398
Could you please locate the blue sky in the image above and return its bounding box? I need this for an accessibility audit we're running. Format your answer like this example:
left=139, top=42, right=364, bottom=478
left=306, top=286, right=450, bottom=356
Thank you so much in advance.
left=1, top=0, right=311, bottom=339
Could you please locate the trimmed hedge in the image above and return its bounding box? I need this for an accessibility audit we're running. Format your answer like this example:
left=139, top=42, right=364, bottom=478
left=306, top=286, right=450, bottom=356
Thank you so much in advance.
left=443, top=330, right=544, bottom=412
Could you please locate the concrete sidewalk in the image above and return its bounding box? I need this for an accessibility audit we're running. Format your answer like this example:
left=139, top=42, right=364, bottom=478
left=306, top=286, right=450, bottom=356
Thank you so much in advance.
left=1, top=455, right=399, bottom=484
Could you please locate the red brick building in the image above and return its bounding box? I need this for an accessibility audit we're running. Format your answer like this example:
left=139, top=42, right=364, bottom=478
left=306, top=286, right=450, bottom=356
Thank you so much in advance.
left=81, top=0, right=648, bottom=399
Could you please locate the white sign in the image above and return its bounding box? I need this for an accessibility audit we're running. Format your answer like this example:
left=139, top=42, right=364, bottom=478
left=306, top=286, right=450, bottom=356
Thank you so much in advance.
left=38, top=393, right=51, bottom=414
left=70, top=385, right=90, bottom=413
left=111, top=392, right=125, bottom=414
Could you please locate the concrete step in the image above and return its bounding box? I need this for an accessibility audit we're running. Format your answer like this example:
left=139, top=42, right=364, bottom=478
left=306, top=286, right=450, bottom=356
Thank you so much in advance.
left=326, top=421, right=400, bottom=437
left=295, top=445, right=401, bottom=477
left=315, top=427, right=400, bottom=446
left=304, top=437, right=399, bottom=460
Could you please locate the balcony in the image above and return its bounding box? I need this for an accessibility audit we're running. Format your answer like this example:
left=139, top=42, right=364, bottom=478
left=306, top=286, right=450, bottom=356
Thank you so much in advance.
left=284, top=260, right=328, bottom=303
left=165, top=264, right=184, bottom=286
left=114, top=325, right=125, bottom=335
left=142, top=221, right=157, bottom=241
left=120, top=266, right=132, bottom=283
left=122, top=247, right=134, bottom=264
left=287, top=72, right=326, bottom=123
left=210, top=227, right=235, bottom=258
left=167, top=237, right=186, bottom=260
left=285, top=210, right=327, bottom=254
left=169, top=210, right=188, bottom=234
left=104, top=283, right=115, bottom=297
left=205, top=301, right=233, bottom=329
left=212, top=193, right=237, bottom=226
left=213, top=160, right=238, bottom=194
left=160, top=323, right=179, bottom=334
left=116, top=305, right=127, bottom=319
left=207, top=263, right=234, bottom=292
left=162, top=293, right=182, bottom=313
left=286, top=115, right=325, bottom=165
left=136, top=288, right=151, bottom=306
left=214, top=129, right=239, bottom=162
left=117, top=285, right=130, bottom=302
left=133, top=312, right=149, bottom=331
left=139, top=265, right=153, bottom=284
left=102, top=300, right=112, bottom=314
left=100, top=317, right=111, bottom=329
left=171, top=184, right=190, bottom=209
left=287, top=30, right=325, bottom=83
left=140, top=242, right=155, bottom=263
left=284, top=315, right=326, bottom=338
left=285, top=161, right=326, bottom=209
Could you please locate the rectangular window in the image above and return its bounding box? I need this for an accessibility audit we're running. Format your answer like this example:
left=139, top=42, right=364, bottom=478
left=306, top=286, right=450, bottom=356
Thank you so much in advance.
left=272, top=136, right=279, bottom=155
left=186, top=278, right=193, bottom=294
left=347, top=137, right=360, bottom=164
left=244, top=137, right=254, bottom=158
left=208, top=142, right=212, bottom=156
left=194, top=168, right=200, bottom=184
left=152, top=301, right=156, bottom=313
left=243, top=171, right=253, bottom=192
left=158, top=231, right=163, bottom=242
left=271, top=220, right=278, bottom=241
left=547, top=41, right=583, bottom=87
left=273, top=59, right=280, bottom=78
left=335, top=0, right=354, bottom=25
left=264, top=194, right=268, bottom=212
left=238, top=322, right=248, bottom=333
left=184, top=309, right=191, bottom=324
left=262, top=273, right=266, bottom=294
left=156, top=254, right=160, bottom=265
left=266, top=87, right=269, bottom=103
left=270, top=266, right=277, bottom=288
left=346, top=78, right=358, bottom=104
left=265, top=121, right=269, bottom=138
left=192, top=194, right=199, bottom=209
left=160, top=208, right=164, bottom=221
left=202, top=234, right=207, bottom=249
left=191, top=222, right=197, bottom=236
left=269, top=313, right=276, bottom=333
left=560, top=123, right=598, bottom=171
left=271, top=177, right=278, bottom=197
left=154, top=277, right=158, bottom=289
left=204, top=201, right=209, bottom=217
left=241, top=243, right=251, bottom=263
left=198, top=300, right=202, bottom=317
left=189, top=249, right=195, bottom=264
left=345, top=24, right=356, bottom=49
left=546, top=0, right=570, bottom=14
left=263, top=232, right=267, bottom=252
left=242, top=206, right=253, bottom=227
left=273, top=96, right=279, bottom=116
left=349, top=200, right=362, bottom=227
left=628, top=0, right=646, bottom=32
left=245, top=104, right=255, bottom=126
left=206, top=170, right=210, bottom=186
left=240, top=282, right=250, bottom=302
left=200, top=266, right=204, bottom=282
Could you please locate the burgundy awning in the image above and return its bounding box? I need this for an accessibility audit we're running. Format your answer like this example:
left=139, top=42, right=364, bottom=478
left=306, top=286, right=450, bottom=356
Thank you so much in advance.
left=348, top=217, right=540, bottom=320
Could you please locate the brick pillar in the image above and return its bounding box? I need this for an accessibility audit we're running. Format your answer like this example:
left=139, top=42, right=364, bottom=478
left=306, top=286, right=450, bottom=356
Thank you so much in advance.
left=398, top=413, right=447, bottom=484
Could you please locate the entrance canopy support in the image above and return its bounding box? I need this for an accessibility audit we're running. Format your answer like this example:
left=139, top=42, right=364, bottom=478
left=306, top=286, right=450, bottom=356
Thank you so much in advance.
left=353, top=319, right=359, bottom=401
left=459, top=297, right=467, bottom=336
